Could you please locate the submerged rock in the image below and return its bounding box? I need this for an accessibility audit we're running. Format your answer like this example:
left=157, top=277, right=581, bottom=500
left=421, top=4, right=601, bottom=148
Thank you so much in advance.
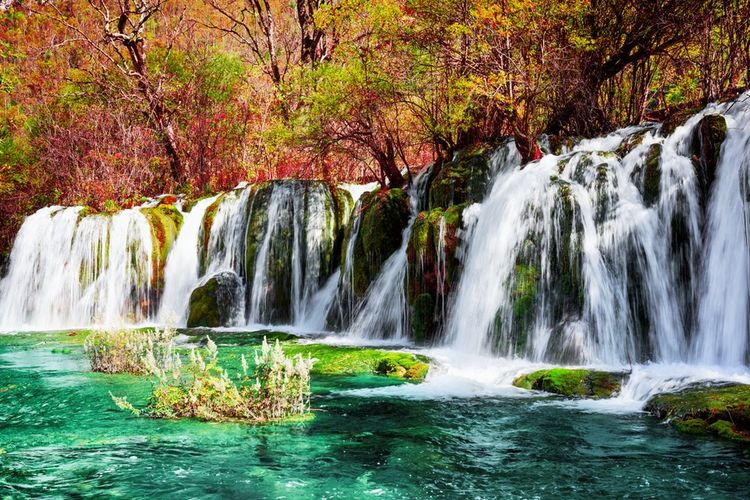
left=187, top=272, right=243, bottom=328
left=513, top=368, right=624, bottom=399
left=644, top=384, right=750, bottom=442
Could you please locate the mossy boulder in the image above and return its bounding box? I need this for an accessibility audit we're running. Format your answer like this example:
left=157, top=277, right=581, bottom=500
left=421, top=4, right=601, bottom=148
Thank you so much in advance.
left=344, top=188, right=411, bottom=297
left=140, top=205, right=183, bottom=289
left=691, top=114, right=727, bottom=205
left=629, top=143, right=662, bottom=207
left=187, top=271, right=243, bottom=328
left=406, top=203, right=467, bottom=342
left=429, top=146, right=494, bottom=209
left=513, top=368, right=624, bottom=399
left=198, top=194, right=225, bottom=273
left=644, top=384, right=750, bottom=442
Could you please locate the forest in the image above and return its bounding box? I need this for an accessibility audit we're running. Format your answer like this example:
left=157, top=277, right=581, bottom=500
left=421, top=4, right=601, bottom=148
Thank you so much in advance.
left=1, top=0, right=749, bottom=256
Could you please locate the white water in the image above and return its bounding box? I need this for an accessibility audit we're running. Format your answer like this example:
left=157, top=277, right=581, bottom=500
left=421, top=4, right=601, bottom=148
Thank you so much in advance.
left=2, top=95, right=750, bottom=417
left=157, top=196, right=219, bottom=324
left=346, top=170, right=431, bottom=339
left=692, top=101, right=750, bottom=364
left=446, top=95, right=750, bottom=366
left=0, top=207, right=155, bottom=329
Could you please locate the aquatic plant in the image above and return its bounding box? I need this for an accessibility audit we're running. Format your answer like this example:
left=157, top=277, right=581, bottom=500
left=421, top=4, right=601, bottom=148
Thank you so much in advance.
left=113, top=337, right=314, bottom=423
left=84, top=328, right=176, bottom=374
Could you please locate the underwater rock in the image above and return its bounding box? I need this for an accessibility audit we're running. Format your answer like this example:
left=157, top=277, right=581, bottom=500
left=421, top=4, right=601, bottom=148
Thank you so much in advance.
left=644, top=384, right=750, bottom=442
left=187, top=271, right=243, bottom=328
left=513, top=368, right=624, bottom=399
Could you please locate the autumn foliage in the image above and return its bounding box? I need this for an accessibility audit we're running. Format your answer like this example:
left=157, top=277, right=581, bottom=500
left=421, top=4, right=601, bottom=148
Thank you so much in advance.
left=1, top=0, right=749, bottom=255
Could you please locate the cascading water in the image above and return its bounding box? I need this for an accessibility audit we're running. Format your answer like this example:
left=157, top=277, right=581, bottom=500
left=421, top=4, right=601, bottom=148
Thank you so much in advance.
left=157, top=196, right=219, bottom=324
left=0, top=207, right=155, bottom=329
left=446, top=94, right=750, bottom=366
left=346, top=170, right=432, bottom=339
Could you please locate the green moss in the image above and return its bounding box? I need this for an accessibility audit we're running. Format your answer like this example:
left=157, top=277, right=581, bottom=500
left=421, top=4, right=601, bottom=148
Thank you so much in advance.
left=513, top=368, right=623, bottom=399
left=645, top=384, right=750, bottom=442
left=280, top=343, right=430, bottom=382
left=428, top=146, right=492, bottom=209
left=141, top=205, right=183, bottom=287
left=674, top=418, right=709, bottom=435
left=186, top=273, right=241, bottom=328
left=347, top=188, right=411, bottom=297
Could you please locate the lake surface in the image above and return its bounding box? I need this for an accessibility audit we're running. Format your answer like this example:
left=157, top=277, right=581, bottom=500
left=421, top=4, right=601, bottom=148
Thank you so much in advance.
left=1, top=331, right=748, bottom=498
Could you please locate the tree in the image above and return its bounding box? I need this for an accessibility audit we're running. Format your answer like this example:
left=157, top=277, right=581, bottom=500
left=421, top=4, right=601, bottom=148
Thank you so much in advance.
left=37, top=0, right=187, bottom=182
left=545, top=0, right=711, bottom=137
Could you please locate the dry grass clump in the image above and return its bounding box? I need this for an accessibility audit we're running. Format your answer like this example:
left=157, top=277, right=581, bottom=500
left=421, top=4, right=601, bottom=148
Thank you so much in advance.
left=84, top=328, right=175, bottom=374
left=112, top=337, right=314, bottom=423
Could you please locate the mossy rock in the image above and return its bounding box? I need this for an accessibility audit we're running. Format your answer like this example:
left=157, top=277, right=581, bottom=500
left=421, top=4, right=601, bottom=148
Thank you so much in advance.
left=428, top=146, right=492, bottom=209
left=644, top=384, right=750, bottom=442
left=513, top=368, right=624, bottom=399
left=140, top=205, right=183, bottom=288
left=637, top=143, right=662, bottom=207
left=198, top=194, right=225, bottom=274
left=406, top=204, right=467, bottom=343
left=187, top=272, right=243, bottom=328
left=615, top=129, right=648, bottom=157
left=280, top=343, right=430, bottom=382
left=691, top=114, right=727, bottom=205
left=345, top=188, right=411, bottom=297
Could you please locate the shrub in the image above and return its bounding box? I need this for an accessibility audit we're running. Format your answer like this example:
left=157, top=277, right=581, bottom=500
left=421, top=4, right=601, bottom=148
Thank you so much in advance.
left=113, top=337, right=315, bottom=423
left=84, top=328, right=176, bottom=374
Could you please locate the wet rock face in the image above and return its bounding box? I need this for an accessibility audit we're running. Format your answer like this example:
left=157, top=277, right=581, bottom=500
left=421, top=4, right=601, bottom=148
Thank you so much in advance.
left=429, top=147, right=493, bottom=209
left=187, top=271, right=243, bottom=328
left=645, top=384, right=750, bottom=442
left=406, top=204, right=466, bottom=343
left=346, top=188, right=411, bottom=298
left=140, top=204, right=183, bottom=292
left=692, top=114, right=727, bottom=205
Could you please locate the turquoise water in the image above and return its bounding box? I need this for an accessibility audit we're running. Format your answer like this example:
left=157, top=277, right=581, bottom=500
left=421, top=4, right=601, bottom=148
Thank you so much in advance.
left=1, top=332, right=749, bottom=498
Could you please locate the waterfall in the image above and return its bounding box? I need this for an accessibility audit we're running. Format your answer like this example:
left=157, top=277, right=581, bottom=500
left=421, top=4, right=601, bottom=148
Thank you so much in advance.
left=446, top=94, right=750, bottom=365
left=3, top=94, right=750, bottom=371
left=347, top=171, right=431, bottom=339
left=157, top=196, right=219, bottom=324
left=0, top=207, right=155, bottom=329
left=692, top=97, right=750, bottom=365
